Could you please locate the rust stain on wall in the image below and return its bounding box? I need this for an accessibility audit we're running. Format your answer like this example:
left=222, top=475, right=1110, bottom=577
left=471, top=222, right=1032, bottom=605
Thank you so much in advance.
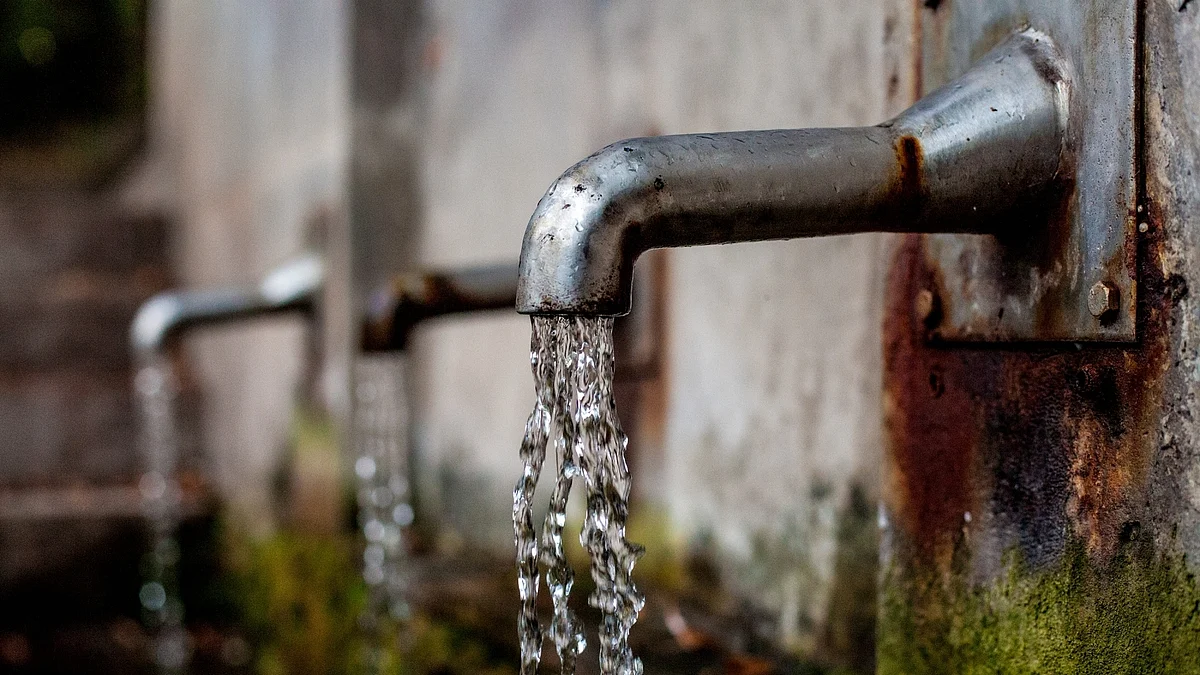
left=884, top=237, right=989, bottom=566
left=884, top=213, right=1174, bottom=567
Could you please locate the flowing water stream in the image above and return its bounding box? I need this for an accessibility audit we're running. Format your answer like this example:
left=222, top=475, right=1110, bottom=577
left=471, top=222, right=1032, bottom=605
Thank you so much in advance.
left=353, top=354, right=415, bottom=630
left=137, top=349, right=414, bottom=674
left=134, top=355, right=190, bottom=673
left=514, top=316, right=645, bottom=675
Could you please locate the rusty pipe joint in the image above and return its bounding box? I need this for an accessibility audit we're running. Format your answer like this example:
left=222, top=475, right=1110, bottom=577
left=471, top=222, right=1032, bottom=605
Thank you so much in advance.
left=131, top=253, right=324, bottom=357
left=517, top=30, right=1069, bottom=316
left=360, top=263, right=519, bottom=352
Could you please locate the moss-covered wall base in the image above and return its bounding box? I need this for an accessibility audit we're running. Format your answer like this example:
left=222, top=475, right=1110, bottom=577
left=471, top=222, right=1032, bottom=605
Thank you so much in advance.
left=881, top=2, right=1200, bottom=672
left=879, top=539, right=1200, bottom=674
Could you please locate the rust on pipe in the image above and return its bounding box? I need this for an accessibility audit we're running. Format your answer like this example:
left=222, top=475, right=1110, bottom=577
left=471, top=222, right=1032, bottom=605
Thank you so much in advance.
left=360, top=263, right=519, bottom=352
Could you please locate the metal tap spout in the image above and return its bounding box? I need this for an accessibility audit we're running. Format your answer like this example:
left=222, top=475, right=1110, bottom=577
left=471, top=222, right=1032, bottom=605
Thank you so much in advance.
left=517, top=30, right=1069, bottom=316
left=131, top=253, right=325, bottom=357
left=360, top=263, right=519, bottom=352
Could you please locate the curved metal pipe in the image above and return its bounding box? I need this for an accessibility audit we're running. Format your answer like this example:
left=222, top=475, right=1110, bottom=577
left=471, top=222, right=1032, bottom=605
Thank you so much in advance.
left=517, top=30, right=1069, bottom=316
left=361, top=263, right=519, bottom=352
left=131, top=253, right=325, bottom=357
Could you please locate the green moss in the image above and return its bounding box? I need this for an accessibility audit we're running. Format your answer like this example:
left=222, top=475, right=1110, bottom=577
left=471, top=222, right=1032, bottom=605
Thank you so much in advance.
left=223, top=525, right=515, bottom=675
left=290, top=407, right=339, bottom=458
left=822, top=484, right=879, bottom=674
left=228, top=530, right=368, bottom=675
left=879, top=538, right=1200, bottom=674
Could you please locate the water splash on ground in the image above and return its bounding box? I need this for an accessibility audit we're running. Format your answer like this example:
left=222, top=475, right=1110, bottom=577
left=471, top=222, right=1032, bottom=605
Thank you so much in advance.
left=134, top=355, right=190, bottom=673
left=514, top=316, right=645, bottom=675
left=353, top=354, right=414, bottom=635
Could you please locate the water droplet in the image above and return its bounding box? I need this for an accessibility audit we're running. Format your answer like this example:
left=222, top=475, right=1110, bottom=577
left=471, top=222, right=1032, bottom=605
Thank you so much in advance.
left=389, top=600, right=411, bottom=620
left=135, top=367, right=166, bottom=397
left=388, top=475, right=408, bottom=496
left=140, top=582, right=167, bottom=611
left=364, top=519, right=385, bottom=542
left=364, top=565, right=385, bottom=585
left=392, top=503, right=414, bottom=526
left=355, top=456, right=376, bottom=479
left=134, top=356, right=190, bottom=670
left=370, top=486, right=392, bottom=507
left=364, top=544, right=386, bottom=568
left=353, top=354, right=413, bottom=623
left=155, top=629, right=190, bottom=668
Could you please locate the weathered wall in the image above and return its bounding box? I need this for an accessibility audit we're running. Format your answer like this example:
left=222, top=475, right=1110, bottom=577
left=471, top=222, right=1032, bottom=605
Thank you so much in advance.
left=0, top=193, right=170, bottom=601
left=878, top=1, right=1200, bottom=672
left=115, top=0, right=908, bottom=665
left=0, top=200, right=166, bottom=486
left=412, top=0, right=606, bottom=550
left=608, top=6, right=897, bottom=659
left=147, top=0, right=348, bottom=521
left=409, top=0, right=909, bottom=663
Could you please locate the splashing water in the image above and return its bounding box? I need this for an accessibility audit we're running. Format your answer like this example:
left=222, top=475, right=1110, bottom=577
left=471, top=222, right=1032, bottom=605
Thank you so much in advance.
left=513, top=316, right=645, bottom=675
left=514, top=319, right=553, bottom=673
left=353, top=354, right=414, bottom=630
left=134, top=355, right=190, bottom=674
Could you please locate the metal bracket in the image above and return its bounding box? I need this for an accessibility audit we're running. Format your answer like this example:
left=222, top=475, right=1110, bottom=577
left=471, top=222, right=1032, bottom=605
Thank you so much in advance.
left=920, top=0, right=1138, bottom=342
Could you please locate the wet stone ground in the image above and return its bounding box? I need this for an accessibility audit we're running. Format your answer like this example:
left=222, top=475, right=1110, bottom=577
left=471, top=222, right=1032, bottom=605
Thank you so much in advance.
left=0, top=525, right=858, bottom=675
left=408, top=552, right=860, bottom=675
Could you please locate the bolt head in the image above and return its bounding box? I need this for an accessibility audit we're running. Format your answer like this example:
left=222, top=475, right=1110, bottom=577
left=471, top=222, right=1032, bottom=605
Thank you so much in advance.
left=915, top=289, right=939, bottom=324
left=1088, top=282, right=1119, bottom=318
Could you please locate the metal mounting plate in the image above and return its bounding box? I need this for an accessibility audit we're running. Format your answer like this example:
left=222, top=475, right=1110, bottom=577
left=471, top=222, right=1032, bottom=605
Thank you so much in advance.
left=920, top=0, right=1137, bottom=342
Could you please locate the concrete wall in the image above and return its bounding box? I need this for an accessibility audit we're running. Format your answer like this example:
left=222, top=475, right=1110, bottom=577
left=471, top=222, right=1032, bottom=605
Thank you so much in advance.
left=409, top=0, right=910, bottom=658
left=616, top=6, right=898, bottom=650
left=412, top=0, right=606, bottom=550
left=145, top=0, right=349, bottom=521
left=131, top=0, right=909, bottom=661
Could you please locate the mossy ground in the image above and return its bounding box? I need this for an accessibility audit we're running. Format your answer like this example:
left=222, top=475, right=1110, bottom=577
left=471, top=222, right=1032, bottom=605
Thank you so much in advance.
left=208, top=408, right=516, bottom=675
left=560, top=488, right=877, bottom=674
left=223, top=527, right=516, bottom=675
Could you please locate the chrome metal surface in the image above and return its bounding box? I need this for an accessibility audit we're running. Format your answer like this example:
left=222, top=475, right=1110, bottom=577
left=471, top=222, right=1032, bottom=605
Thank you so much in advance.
left=517, top=31, right=1069, bottom=317
left=921, top=0, right=1138, bottom=341
left=361, top=263, right=519, bottom=351
left=131, top=253, right=325, bottom=355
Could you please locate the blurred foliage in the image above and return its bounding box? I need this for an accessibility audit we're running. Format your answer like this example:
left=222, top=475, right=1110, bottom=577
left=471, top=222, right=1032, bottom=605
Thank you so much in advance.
left=222, top=524, right=516, bottom=675
left=221, top=399, right=516, bottom=675
left=279, top=406, right=348, bottom=536
left=625, top=507, right=688, bottom=594
left=0, top=0, right=142, bottom=132
left=225, top=529, right=365, bottom=675
left=395, top=615, right=515, bottom=675
left=212, top=390, right=514, bottom=674
left=0, top=0, right=145, bottom=183
left=0, top=0, right=144, bottom=134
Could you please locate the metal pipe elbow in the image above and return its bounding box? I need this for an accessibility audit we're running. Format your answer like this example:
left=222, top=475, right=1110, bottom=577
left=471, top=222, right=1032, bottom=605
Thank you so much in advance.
left=130, top=291, right=188, bottom=356
left=130, top=254, right=324, bottom=357
left=130, top=288, right=252, bottom=357
left=515, top=29, right=1068, bottom=317
left=258, top=253, right=324, bottom=310
left=361, top=263, right=519, bottom=352
left=516, top=141, right=661, bottom=316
